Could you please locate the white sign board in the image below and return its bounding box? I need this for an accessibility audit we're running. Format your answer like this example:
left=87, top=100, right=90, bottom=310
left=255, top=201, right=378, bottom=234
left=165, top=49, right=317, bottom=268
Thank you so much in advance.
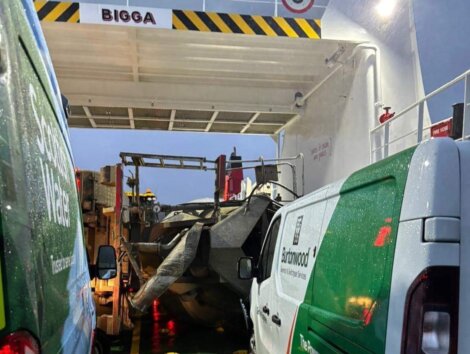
left=80, top=4, right=172, bottom=29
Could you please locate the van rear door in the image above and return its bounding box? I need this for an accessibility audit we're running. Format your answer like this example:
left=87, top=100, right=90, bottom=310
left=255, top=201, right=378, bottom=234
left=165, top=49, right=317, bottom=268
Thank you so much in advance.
left=458, top=141, right=470, bottom=353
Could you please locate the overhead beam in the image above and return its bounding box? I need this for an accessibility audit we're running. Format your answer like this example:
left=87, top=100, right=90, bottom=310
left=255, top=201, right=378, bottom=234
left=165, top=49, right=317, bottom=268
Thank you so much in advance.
left=83, top=106, right=97, bottom=128
left=48, top=40, right=332, bottom=61
left=173, top=127, right=206, bottom=132
left=54, top=67, right=316, bottom=90
left=42, top=22, right=337, bottom=52
left=51, top=53, right=321, bottom=77
left=205, top=111, right=219, bottom=132
left=69, top=116, right=290, bottom=135
left=61, top=78, right=301, bottom=115
left=241, top=112, right=261, bottom=133
left=68, top=95, right=297, bottom=115
left=136, top=44, right=327, bottom=61
left=69, top=114, right=286, bottom=126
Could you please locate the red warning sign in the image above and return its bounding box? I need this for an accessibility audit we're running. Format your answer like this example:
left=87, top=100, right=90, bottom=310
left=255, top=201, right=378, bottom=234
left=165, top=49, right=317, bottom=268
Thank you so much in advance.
left=282, top=0, right=315, bottom=14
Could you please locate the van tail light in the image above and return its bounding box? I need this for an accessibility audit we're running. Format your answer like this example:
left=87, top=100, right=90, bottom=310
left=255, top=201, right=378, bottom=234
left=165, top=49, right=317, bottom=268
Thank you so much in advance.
left=0, top=331, right=40, bottom=354
left=402, top=267, right=459, bottom=354
left=75, top=168, right=81, bottom=194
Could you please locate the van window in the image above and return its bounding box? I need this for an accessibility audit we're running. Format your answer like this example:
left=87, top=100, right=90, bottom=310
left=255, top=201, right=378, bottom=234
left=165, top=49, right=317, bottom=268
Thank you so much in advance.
left=258, top=217, right=281, bottom=282
left=309, top=178, right=398, bottom=352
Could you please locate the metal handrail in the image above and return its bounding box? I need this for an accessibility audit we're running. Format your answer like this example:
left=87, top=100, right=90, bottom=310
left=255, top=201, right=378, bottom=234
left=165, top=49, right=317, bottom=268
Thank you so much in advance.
left=370, top=69, right=470, bottom=162
left=371, top=129, right=419, bottom=153
left=371, top=69, right=470, bottom=134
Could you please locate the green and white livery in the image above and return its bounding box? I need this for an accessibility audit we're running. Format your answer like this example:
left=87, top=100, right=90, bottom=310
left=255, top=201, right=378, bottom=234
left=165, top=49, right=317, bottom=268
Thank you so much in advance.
left=0, top=0, right=95, bottom=352
left=247, top=137, right=468, bottom=353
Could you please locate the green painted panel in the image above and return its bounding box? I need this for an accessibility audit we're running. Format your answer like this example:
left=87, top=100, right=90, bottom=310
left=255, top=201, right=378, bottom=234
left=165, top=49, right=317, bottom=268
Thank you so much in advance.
left=292, top=147, right=415, bottom=354
left=0, top=1, right=92, bottom=351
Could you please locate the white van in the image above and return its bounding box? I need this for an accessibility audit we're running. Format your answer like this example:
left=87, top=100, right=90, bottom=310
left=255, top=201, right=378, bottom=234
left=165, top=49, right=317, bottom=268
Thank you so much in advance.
left=239, top=137, right=469, bottom=354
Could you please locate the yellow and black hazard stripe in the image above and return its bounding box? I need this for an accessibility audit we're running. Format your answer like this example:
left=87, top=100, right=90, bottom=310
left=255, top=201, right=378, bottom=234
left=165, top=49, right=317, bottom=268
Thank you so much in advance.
left=34, top=1, right=80, bottom=23
left=172, top=10, right=321, bottom=39
left=32, top=1, right=320, bottom=38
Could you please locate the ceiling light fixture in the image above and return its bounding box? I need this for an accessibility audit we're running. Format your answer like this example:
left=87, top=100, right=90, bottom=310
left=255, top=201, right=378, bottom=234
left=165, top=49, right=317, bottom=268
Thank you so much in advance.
left=376, top=0, right=398, bottom=18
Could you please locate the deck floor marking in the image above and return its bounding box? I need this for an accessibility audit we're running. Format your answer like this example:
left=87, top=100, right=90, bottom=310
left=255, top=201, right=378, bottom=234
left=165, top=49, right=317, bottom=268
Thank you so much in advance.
left=130, top=317, right=142, bottom=354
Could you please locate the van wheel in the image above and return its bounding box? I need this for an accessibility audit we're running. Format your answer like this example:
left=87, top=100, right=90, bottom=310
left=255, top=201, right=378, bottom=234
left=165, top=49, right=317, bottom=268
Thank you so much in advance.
left=93, top=330, right=110, bottom=354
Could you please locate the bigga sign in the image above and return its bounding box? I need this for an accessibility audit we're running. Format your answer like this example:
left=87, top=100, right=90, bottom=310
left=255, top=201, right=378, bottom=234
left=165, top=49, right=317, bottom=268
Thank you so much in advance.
left=101, top=8, right=156, bottom=25
left=80, top=4, right=172, bottom=29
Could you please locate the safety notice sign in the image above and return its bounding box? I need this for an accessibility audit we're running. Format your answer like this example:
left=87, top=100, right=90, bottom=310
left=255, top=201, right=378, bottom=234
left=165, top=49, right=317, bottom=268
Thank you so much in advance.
left=282, top=0, right=316, bottom=14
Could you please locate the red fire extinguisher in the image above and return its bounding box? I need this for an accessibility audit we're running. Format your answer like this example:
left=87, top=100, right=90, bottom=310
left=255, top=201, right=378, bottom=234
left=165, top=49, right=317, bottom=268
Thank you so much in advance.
left=379, top=107, right=395, bottom=124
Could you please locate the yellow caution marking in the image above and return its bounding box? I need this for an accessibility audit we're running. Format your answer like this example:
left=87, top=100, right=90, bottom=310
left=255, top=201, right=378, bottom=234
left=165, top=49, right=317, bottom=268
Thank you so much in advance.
left=296, top=18, right=320, bottom=39
left=130, top=317, right=141, bottom=354
left=172, top=14, right=188, bottom=30
left=252, top=16, right=277, bottom=37
left=273, top=17, right=298, bottom=38
left=206, top=12, right=232, bottom=33
left=69, top=9, right=80, bottom=23
left=33, top=1, right=321, bottom=38
left=34, top=1, right=47, bottom=12
left=229, top=14, right=255, bottom=35
left=43, top=2, right=72, bottom=22
left=35, top=1, right=80, bottom=23
left=184, top=11, right=210, bottom=32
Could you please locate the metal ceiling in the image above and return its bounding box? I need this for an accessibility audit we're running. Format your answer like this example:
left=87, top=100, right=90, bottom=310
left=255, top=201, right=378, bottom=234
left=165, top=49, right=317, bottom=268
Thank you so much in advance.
left=41, top=22, right=357, bottom=134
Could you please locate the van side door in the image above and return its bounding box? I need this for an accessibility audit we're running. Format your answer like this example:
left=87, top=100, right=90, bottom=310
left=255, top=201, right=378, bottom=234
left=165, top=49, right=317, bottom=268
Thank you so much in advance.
left=251, top=216, right=282, bottom=354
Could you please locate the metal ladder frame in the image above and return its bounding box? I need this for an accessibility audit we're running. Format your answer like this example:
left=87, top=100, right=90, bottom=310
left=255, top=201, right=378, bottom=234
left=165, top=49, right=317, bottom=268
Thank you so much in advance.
left=120, top=152, right=215, bottom=171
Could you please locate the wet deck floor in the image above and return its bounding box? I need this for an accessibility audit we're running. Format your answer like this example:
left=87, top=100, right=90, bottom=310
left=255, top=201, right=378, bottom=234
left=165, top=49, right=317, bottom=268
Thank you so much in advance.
left=110, top=302, right=250, bottom=354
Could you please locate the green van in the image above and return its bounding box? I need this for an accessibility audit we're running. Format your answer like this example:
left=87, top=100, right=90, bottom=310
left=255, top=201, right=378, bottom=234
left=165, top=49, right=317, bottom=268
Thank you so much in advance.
left=0, top=1, right=115, bottom=352
left=240, top=137, right=469, bottom=353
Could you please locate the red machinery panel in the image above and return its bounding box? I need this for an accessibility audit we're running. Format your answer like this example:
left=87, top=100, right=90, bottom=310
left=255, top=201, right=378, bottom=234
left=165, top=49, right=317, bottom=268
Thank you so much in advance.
left=431, top=118, right=453, bottom=138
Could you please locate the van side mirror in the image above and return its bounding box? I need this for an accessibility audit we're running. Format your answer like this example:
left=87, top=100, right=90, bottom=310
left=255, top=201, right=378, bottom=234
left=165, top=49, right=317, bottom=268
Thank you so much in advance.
left=238, top=257, right=257, bottom=280
left=96, top=246, right=117, bottom=280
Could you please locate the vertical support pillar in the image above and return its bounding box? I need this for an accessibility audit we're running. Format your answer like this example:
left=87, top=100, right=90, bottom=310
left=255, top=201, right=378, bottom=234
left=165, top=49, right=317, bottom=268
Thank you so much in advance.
left=417, top=102, right=424, bottom=143
left=464, top=73, right=470, bottom=140
left=135, top=165, right=140, bottom=208
left=214, top=155, right=226, bottom=218
left=275, top=132, right=282, bottom=199
left=111, top=164, right=123, bottom=336
left=384, top=123, right=390, bottom=159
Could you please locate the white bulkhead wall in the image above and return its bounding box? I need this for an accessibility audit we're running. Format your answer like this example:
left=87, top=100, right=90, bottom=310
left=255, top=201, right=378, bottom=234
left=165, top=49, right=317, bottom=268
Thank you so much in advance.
left=280, top=0, right=429, bottom=198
